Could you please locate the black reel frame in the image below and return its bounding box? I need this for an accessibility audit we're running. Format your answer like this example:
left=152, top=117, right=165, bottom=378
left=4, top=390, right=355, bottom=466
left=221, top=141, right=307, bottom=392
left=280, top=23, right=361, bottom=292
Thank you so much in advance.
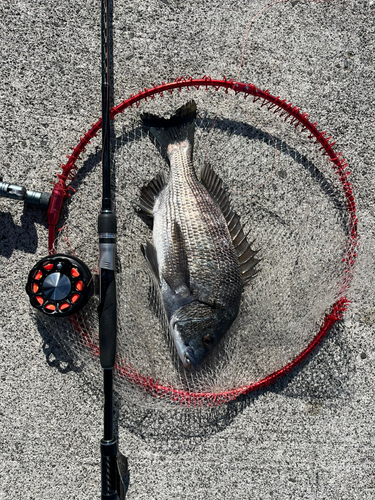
left=26, top=254, right=93, bottom=317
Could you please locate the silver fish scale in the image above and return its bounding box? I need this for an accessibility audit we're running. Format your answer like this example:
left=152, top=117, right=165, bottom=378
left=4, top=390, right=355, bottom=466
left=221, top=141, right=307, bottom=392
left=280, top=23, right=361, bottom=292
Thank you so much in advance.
left=153, top=141, right=242, bottom=311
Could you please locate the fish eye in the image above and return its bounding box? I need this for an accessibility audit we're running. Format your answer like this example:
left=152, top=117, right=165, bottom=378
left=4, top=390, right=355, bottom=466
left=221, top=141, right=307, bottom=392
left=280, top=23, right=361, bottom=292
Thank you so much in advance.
left=202, top=334, right=214, bottom=347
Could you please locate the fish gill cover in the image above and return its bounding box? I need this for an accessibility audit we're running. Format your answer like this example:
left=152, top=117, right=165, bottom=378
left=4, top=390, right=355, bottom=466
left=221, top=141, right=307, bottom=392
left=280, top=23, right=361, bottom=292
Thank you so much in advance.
left=36, top=83, right=356, bottom=407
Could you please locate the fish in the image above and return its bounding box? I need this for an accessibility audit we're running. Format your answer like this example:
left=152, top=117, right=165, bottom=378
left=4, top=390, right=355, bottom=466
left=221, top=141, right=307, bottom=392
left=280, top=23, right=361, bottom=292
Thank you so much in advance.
left=137, top=101, right=259, bottom=368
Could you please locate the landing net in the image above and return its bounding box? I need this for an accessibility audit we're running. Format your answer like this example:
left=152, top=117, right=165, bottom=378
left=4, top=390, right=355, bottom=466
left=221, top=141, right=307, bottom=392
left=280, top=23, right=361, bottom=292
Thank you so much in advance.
left=37, top=78, right=357, bottom=406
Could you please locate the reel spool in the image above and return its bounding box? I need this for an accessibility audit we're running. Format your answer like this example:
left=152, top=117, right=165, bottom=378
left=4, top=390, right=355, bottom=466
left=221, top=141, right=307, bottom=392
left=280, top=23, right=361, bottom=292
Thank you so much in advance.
left=26, top=254, right=94, bottom=317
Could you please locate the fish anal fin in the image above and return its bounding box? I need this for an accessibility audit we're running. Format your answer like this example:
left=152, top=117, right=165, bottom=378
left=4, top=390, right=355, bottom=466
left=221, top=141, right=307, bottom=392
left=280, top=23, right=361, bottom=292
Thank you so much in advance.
left=141, top=240, right=160, bottom=283
left=137, top=171, right=166, bottom=216
left=132, top=200, right=153, bottom=217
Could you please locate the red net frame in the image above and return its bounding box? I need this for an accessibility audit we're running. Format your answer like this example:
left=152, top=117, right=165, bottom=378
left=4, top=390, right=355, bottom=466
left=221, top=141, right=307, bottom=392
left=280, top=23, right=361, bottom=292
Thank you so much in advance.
left=48, top=76, right=358, bottom=406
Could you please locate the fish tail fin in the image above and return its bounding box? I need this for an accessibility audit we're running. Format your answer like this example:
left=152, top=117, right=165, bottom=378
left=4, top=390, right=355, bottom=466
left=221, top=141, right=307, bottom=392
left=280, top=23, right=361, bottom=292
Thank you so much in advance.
left=141, top=100, right=196, bottom=156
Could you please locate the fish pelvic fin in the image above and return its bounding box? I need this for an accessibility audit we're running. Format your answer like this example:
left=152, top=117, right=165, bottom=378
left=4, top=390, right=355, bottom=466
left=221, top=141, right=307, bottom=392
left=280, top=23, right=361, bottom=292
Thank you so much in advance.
left=200, top=162, right=261, bottom=286
left=141, top=240, right=160, bottom=283
left=141, top=100, right=197, bottom=158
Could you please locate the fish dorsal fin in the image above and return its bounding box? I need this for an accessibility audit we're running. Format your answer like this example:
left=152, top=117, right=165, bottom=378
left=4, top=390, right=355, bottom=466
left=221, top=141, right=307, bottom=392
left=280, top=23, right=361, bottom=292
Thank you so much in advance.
left=200, top=162, right=260, bottom=286
left=162, top=221, right=191, bottom=297
left=135, top=171, right=166, bottom=216
left=141, top=240, right=160, bottom=283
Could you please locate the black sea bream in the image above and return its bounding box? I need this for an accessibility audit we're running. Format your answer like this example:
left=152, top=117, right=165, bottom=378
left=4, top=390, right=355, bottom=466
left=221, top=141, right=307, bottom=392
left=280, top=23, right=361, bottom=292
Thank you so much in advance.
left=138, top=101, right=259, bottom=368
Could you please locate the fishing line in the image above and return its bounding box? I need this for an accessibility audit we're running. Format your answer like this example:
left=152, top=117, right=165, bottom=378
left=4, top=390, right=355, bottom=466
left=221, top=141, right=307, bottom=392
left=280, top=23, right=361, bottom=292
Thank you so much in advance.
left=236, top=0, right=334, bottom=82
left=0, top=2, right=361, bottom=498
left=205, top=0, right=335, bottom=196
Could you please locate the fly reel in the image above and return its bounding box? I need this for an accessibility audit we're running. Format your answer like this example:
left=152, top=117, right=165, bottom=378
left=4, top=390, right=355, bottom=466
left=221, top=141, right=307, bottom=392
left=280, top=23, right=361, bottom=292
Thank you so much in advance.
left=26, top=254, right=94, bottom=317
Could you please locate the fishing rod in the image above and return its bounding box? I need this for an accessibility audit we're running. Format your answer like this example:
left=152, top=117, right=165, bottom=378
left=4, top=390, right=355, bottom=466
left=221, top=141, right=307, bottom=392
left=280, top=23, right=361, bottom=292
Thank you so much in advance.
left=21, top=0, right=127, bottom=497
left=98, top=0, right=127, bottom=498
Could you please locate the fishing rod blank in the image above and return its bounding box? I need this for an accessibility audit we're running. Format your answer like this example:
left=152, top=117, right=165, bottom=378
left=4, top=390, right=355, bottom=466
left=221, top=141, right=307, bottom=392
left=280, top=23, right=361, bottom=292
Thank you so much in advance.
left=98, top=0, right=127, bottom=498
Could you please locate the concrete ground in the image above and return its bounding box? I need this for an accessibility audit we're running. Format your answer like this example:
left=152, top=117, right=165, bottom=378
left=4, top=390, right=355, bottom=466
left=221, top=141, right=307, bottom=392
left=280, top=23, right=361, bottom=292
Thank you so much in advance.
left=0, top=1, right=374, bottom=499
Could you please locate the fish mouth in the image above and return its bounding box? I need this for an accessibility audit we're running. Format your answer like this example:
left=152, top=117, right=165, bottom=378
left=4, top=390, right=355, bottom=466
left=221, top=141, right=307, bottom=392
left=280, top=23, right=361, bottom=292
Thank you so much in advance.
left=183, top=347, right=197, bottom=369
left=169, top=320, right=197, bottom=369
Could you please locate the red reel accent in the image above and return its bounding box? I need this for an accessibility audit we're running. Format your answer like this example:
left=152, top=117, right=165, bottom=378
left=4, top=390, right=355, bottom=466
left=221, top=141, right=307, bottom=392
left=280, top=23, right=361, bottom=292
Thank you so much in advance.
left=71, top=294, right=80, bottom=304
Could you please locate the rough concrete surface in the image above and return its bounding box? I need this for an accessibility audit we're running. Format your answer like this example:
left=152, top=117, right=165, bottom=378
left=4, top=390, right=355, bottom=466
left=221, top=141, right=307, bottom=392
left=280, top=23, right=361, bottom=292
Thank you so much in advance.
left=0, top=1, right=374, bottom=499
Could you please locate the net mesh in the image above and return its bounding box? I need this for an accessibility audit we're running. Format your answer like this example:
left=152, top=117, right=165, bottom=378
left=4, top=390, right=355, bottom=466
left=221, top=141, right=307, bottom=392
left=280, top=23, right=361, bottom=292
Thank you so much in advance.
left=36, top=80, right=357, bottom=407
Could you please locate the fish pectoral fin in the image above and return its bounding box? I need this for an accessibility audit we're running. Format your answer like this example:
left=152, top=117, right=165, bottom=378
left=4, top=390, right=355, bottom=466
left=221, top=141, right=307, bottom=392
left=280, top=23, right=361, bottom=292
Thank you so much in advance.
left=141, top=240, right=160, bottom=283
left=162, top=221, right=191, bottom=297
left=137, top=171, right=166, bottom=216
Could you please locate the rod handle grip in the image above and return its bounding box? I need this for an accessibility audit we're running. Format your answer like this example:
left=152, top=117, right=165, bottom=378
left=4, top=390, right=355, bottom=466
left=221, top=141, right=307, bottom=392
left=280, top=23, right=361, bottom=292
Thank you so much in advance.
left=98, top=273, right=116, bottom=369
